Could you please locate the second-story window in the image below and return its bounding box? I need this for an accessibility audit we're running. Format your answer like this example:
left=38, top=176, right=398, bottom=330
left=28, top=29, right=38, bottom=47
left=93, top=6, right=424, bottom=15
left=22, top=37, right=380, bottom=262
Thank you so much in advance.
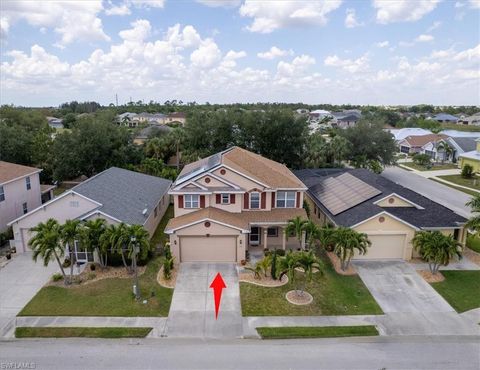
left=26, top=176, right=31, bottom=190
left=0, top=185, right=4, bottom=202
left=22, top=202, right=28, bottom=214
left=276, top=191, right=296, bottom=208
left=221, top=193, right=230, bottom=204
left=250, top=192, right=260, bottom=209
left=185, top=194, right=199, bottom=208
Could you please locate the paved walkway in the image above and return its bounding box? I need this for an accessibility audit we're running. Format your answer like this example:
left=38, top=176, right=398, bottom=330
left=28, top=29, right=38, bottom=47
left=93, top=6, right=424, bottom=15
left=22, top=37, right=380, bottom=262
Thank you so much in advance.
left=165, top=263, right=243, bottom=339
left=0, top=252, right=57, bottom=338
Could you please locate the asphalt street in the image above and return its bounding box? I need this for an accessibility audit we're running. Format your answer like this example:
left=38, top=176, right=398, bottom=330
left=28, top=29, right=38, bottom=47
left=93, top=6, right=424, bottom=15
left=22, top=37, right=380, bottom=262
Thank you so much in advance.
left=1, top=336, right=479, bottom=370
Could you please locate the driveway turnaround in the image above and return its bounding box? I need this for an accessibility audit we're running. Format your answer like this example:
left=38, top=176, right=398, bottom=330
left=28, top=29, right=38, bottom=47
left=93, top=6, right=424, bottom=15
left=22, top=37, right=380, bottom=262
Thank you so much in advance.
left=0, top=252, right=57, bottom=337
left=165, top=263, right=243, bottom=339
left=354, top=260, right=454, bottom=313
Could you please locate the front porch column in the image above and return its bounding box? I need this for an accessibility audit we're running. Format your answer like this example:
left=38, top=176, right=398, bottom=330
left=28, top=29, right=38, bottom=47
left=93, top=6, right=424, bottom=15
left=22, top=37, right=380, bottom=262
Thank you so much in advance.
left=282, top=227, right=286, bottom=250
left=263, top=228, right=268, bottom=250
left=301, top=230, right=306, bottom=249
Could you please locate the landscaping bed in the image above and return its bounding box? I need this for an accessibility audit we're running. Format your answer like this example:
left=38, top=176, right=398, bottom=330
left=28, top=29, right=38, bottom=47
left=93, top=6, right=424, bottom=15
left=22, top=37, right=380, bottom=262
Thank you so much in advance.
left=157, top=264, right=178, bottom=289
left=430, top=270, right=480, bottom=313
left=15, top=327, right=152, bottom=338
left=239, top=271, right=288, bottom=287
left=256, top=325, right=379, bottom=339
left=19, top=257, right=173, bottom=317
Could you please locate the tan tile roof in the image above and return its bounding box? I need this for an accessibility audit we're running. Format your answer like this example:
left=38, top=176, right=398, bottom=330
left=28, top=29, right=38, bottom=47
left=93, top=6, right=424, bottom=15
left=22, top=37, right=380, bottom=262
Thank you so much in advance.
left=402, top=134, right=448, bottom=147
left=0, top=161, right=41, bottom=184
left=165, top=207, right=307, bottom=232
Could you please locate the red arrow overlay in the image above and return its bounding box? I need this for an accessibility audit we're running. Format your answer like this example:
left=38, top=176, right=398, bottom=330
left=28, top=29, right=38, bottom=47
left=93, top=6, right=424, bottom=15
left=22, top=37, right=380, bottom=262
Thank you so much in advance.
left=209, top=272, right=227, bottom=319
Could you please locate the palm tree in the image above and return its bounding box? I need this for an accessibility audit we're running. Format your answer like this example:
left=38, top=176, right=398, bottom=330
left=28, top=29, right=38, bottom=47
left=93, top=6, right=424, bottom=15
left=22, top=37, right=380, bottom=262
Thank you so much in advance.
left=317, top=224, right=336, bottom=251
left=412, top=231, right=463, bottom=275
left=329, top=135, right=350, bottom=166
left=296, top=250, right=323, bottom=295
left=125, top=225, right=151, bottom=271
left=29, top=219, right=68, bottom=284
left=436, top=141, right=454, bottom=164
left=278, top=250, right=300, bottom=287
left=466, top=194, right=480, bottom=213
left=81, top=219, right=107, bottom=268
left=286, top=216, right=308, bottom=249
left=59, top=219, right=82, bottom=283
left=333, top=227, right=371, bottom=271
left=112, top=223, right=131, bottom=271
left=167, top=127, right=186, bottom=170
left=302, top=220, right=320, bottom=249
left=145, top=137, right=168, bottom=160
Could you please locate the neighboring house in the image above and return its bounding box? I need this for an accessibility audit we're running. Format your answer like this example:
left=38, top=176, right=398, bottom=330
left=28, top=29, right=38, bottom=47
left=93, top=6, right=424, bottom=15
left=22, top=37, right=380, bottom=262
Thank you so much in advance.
left=9, top=167, right=172, bottom=257
left=133, top=125, right=172, bottom=145
left=165, top=112, right=186, bottom=125
left=458, top=138, right=480, bottom=172
left=446, top=137, right=477, bottom=162
left=388, top=128, right=432, bottom=142
left=296, top=168, right=466, bottom=261
left=397, top=134, right=448, bottom=159
left=46, top=116, right=64, bottom=129
left=330, top=111, right=361, bottom=129
left=0, top=161, right=43, bottom=233
left=458, top=113, right=480, bottom=126
left=117, top=112, right=139, bottom=127
left=40, top=184, right=56, bottom=204
left=431, top=113, right=459, bottom=123
left=165, top=147, right=308, bottom=263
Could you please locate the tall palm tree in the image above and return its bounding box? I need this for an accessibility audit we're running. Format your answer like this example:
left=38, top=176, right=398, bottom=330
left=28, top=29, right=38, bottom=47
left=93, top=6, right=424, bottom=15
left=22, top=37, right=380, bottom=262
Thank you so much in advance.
left=112, top=223, right=131, bottom=271
left=167, top=127, right=186, bottom=170
left=145, top=137, right=168, bottom=160
left=412, top=231, right=463, bottom=275
left=329, top=135, right=350, bottom=166
left=60, top=219, right=83, bottom=283
left=302, top=220, right=320, bottom=249
left=29, top=219, right=68, bottom=284
left=278, top=250, right=300, bottom=287
left=81, top=219, right=107, bottom=267
left=286, top=216, right=308, bottom=249
left=317, top=224, right=336, bottom=251
left=466, top=194, right=480, bottom=213
left=465, top=195, right=480, bottom=234
left=436, top=141, right=454, bottom=164
left=296, top=250, right=323, bottom=295
left=125, top=225, right=151, bottom=267
left=333, top=227, right=371, bottom=271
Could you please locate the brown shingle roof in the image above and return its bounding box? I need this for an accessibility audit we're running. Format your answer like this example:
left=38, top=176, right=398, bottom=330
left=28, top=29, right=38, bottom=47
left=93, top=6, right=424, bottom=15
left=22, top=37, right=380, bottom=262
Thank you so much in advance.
left=402, top=134, right=448, bottom=147
left=0, top=161, right=41, bottom=185
left=165, top=207, right=307, bottom=232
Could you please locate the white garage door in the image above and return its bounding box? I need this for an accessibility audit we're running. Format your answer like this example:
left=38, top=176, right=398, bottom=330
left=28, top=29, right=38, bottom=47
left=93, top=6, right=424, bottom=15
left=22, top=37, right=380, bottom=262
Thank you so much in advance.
left=180, top=236, right=237, bottom=262
left=353, top=234, right=406, bottom=260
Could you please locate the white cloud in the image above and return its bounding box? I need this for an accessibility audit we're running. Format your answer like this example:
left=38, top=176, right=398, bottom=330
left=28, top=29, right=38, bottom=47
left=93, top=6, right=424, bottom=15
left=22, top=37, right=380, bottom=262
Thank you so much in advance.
left=196, top=0, right=241, bottom=7
left=344, top=8, right=363, bottom=28
left=375, top=41, right=390, bottom=48
left=373, top=0, right=440, bottom=24
left=1, top=1, right=109, bottom=46
left=455, top=1, right=465, bottom=7
left=0, top=17, right=9, bottom=39
left=415, top=34, right=434, bottom=42
left=239, top=0, right=342, bottom=33
left=119, top=20, right=151, bottom=42
left=105, top=3, right=131, bottom=16
left=427, top=21, right=442, bottom=32
left=324, top=54, right=369, bottom=73
left=469, top=0, right=480, bottom=8
left=190, top=39, right=222, bottom=68
left=453, top=44, right=480, bottom=62
left=257, top=46, right=294, bottom=60
left=130, top=0, right=165, bottom=8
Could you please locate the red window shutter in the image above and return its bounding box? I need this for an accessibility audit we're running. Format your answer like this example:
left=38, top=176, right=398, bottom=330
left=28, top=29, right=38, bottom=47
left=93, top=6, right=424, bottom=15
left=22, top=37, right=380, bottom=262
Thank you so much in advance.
left=200, top=195, right=205, bottom=208
left=271, top=192, right=275, bottom=208
left=216, top=194, right=221, bottom=204
left=178, top=195, right=184, bottom=208
left=230, top=194, right=235, bottom=204
left=296, top=192, right=301, bottom=208
left=244, top=193, right=249, bottom=209
left=261, top=192, right=266, bottom=209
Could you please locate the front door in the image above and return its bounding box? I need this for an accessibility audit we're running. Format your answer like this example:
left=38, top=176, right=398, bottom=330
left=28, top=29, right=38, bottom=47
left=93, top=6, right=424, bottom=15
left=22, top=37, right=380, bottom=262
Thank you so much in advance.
left=249, top=227, right=261, bottom=246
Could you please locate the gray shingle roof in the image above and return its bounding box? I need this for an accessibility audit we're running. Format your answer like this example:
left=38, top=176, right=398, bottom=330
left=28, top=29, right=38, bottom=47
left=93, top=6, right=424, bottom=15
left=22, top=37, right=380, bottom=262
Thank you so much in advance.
left=449, top=137, right=476, bottom=152
left=72, top=167, right=171, bottom=225
left=295, top=168, right=466, bottom=229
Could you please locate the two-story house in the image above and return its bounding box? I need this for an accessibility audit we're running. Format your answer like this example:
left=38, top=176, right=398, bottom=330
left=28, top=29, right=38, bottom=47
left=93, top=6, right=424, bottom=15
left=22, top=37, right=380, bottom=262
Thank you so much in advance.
left=0, top=161, right=43, bottom=233
left=165, top=147, right=308, bottom=263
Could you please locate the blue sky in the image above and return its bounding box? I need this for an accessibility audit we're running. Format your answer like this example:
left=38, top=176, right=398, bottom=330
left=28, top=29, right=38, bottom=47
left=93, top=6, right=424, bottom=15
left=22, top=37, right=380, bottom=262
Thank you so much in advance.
left=1, top=0, right=479, bottom=106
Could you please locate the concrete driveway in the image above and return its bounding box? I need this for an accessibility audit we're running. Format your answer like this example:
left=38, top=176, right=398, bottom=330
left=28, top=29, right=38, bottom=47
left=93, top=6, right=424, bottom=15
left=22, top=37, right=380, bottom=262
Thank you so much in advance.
left=0, top=252, right=57, bottom=337
left=165, top=263, right=242, bottom=339
left=354, top=260, right=455, bottom=313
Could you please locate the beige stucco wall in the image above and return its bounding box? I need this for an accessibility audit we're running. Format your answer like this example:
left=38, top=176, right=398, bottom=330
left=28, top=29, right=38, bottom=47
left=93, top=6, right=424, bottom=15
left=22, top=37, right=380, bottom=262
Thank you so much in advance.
left=143, top=193, right=170, bottom=238
left=375, top=195, right=415, bottom=208
left=0, top=172, right=42, bottom=232
left=211, top=166, right=265, bottom=191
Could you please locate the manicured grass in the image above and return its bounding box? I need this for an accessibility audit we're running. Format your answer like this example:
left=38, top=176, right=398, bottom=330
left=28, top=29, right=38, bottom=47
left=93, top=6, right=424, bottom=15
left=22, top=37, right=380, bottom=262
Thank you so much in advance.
left=466, top=235, right=480, bottom=253
left=256, top=325, right=379, bottom=339
left=19, top=257, right=173, bottom=317
left=150, top=205, right=173, bottom=248
left=430, top=271, right=480, bottom=313
left=441, top=123, right=480, bottom=132
left=437, top=175, right=480, bottom=191
left=240, top=252, right=383, bottom=316
left=401, top=163, right=458, bottom=172
left=53, top=185, right=69, bottom=197
left=15, top=327, right=152, bottom=338
left=429, top=178, right=479, bottom=197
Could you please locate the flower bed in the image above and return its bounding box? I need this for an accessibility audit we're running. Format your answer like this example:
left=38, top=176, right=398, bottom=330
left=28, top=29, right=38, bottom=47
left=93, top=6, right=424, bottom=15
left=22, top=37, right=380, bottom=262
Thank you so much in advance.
left=285, top=290, right=313, bottom=305
left=326, top=252, right=356, bottom=275
left=157, top=265, right=178, bottom=288
left=417, top=270, right=445, bottom=283
left=239, top=271, right=288, bottom=287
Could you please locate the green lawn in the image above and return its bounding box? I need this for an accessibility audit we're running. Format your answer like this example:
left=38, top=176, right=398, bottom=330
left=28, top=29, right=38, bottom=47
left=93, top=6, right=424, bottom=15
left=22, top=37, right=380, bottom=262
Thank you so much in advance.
left=430, top=271, right=480, bottom=313
left=441, top=123, right=480, bottom=132
left=19, top=257, right=173, bottom=317
left=15, top=327, right=152, bottom=338
left=53, top=185, right=69, bottom=197
left=401, top=163, right=458, bottom=172
left=429, top=178, right=478, bottom=197
left=150, top=205, right=173, bottom=249
left=240, top=252, right=383, bottom=316
left=256, top=325, right=379, bottom=339
left=466, top=235, right=480, bottom=253
left=437, top=175, right=480, bottom=192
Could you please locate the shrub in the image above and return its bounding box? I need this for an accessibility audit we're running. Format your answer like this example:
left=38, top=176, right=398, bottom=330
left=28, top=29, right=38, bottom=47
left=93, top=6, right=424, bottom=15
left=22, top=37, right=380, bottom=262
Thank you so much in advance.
left=163, top=257, right=173, bottom=280
left=164, top=244, right=172, bottom=260
left=263, top=248, right=270, bottom=256
left=90, top=264, right=96, bottom=271
left=461, top=164, right=474, bottom=179
left=270, top=250, right=278, bottom=280
left=275, top=249, right=286, bottom=257
left=412, top=153, right=432, bottom=168
left=62, top=258, right=71, bottom=268
left=52, top=273, right=63, bottom=282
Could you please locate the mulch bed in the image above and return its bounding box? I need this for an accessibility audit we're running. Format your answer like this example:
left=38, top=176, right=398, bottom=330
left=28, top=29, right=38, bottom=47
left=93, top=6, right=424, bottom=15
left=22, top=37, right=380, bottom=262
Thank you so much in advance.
left=239, top=271, right=288, bottom=287
left=417, top=270, right=445, bottom=283
left=157, top=265, right=178, bottom=289
left=285, top=290, right=313, bottom=305
left=326, top=252, right=357, bottom=275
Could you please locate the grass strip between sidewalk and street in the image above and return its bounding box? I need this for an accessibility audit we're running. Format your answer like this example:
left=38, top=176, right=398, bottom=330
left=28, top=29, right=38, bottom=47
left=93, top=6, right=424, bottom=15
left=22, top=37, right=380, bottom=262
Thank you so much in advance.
left=429, top=178, right=478, bottom=197
left=15, top=327, right=152, bottom=338
left=256, top=325, right=379, bottom=339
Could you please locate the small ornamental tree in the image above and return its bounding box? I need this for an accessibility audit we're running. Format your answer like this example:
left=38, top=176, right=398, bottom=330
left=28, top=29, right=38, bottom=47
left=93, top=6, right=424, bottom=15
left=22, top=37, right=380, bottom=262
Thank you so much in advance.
left=412, top=153, right=432, bottom=168
left=270, top=250, right=278, bottom=280
left=461, top=164, right=474, bottom=179
left=333, top=227, right=371, bottom=271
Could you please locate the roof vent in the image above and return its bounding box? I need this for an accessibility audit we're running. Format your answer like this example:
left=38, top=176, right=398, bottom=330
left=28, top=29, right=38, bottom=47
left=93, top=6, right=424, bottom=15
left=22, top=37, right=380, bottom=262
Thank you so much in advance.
left=142, top=208, right=148, bottom=215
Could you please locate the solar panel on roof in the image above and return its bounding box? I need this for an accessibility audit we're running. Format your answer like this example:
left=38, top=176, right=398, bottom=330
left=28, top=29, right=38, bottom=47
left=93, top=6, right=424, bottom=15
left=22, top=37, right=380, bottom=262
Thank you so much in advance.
left=314, top=173, right=382, bottom=215
left=176, top=152, right=222, bottom=184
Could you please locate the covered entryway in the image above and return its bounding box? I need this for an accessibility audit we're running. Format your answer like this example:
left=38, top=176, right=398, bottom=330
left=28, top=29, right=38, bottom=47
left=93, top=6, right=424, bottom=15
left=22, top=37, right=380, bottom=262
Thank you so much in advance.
left=179, top=236, right=237, bottom=262
left=354, top=234, right=406, bottom=260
